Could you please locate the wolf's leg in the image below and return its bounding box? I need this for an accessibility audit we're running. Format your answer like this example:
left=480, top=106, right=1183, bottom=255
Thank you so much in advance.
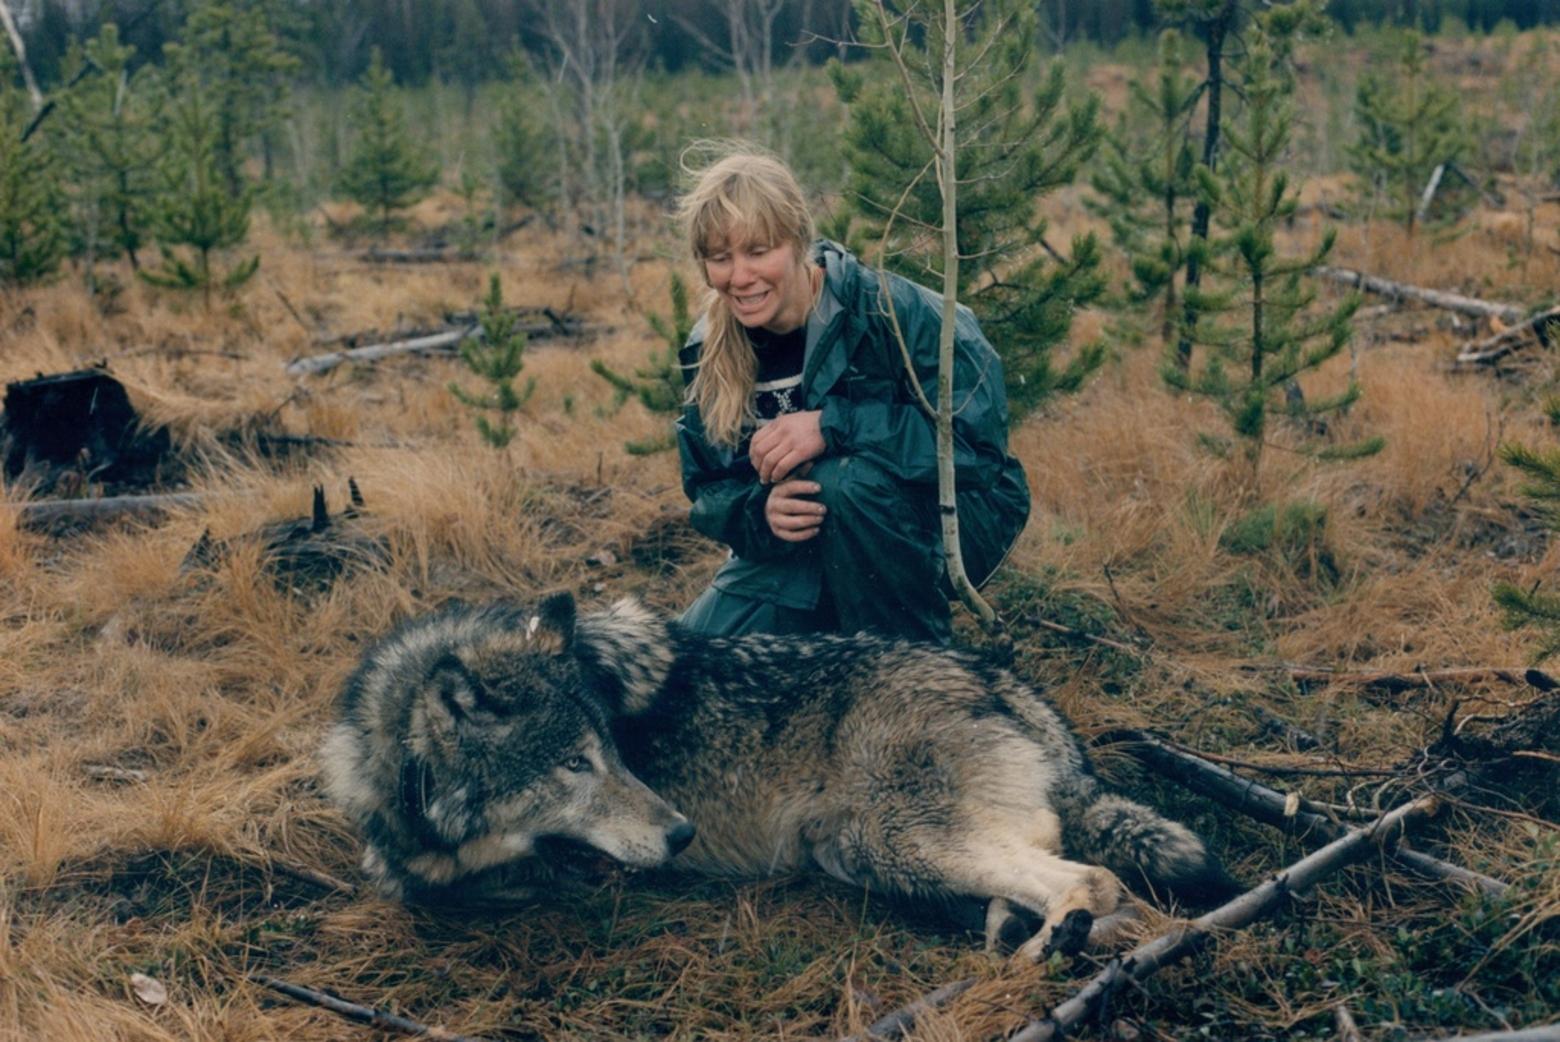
left=814, top=814, right=1124, bottom=958
left=948, top=842, right=1123, bottom=960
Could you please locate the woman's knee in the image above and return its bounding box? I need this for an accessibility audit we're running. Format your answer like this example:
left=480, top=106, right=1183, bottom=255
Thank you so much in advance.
left=807, top=456, right=911, bottom=523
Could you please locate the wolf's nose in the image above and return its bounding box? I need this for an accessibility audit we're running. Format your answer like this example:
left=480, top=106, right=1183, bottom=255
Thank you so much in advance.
left=667, top=820, right=696, bottom=856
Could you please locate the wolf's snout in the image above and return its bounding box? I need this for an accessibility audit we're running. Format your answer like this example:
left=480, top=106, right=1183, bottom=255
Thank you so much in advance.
left=666, top=819, right=696, bottom=857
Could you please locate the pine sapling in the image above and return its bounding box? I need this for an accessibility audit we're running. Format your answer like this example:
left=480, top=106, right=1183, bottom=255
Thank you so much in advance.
left=1493, top=441, right=1560, bottom=662
left=591, top=271, right=690, bottom=455
left=139, top=72, right=259, bottom=306
left=830, top=2, right=1105, bottom=419
left=449, top=274, right=535, bottom=449
left=494, top=49, right=550, bottom=216
left=1087, top=28, right=1200, bottom=343
left=1348, top=29, right=1469, bottom=233
left=0, top=86, right=66, bottom=285
left=56, top=24, right=165, bottom=272
left=162, top=0, right=298, bottom=199
left=1166, top=28, right=1381, bottom=485
left=335, top=48, right=439, bottom=237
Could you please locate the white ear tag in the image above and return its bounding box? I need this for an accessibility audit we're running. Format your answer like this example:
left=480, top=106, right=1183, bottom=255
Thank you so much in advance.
left=526, top=615, right=541, bottom=640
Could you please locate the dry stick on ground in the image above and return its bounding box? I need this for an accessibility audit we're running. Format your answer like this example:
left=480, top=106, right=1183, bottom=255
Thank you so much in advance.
left=350, top=247, right=478, bottom=264
left=1412, top=1028, right=1560, bottom=1042
left=1021, top=614, right=1145, bottom=656
left=265, top=858, right=356, bottom=896
left=1455, top=306, right=1560, bottom=366
left=249, top=975, right=492, bottom=1041
left=1312, top=266, right=1525, bottom=324
left=1004, top=794, right=1440, bottom=1042
left=285, top=326, right=480, bottom=376
left=1113, top=730, right=1509, bottom=897
left=289, top=313, right=587, bottom=377
left=1335, top=1003, right=1365, bottom=1042
left=6, top=492, right=208, bottom=529
left=839, top=977, right=980, bottom=1042
left=1271, top=664, right=1559, bottom=693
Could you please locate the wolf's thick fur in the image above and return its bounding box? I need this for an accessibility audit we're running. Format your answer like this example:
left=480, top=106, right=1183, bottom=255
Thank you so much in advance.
left=322, top=594, right=1231, bottom=955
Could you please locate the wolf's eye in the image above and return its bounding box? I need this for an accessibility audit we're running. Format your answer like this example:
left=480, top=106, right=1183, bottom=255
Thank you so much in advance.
left=562, top=755, right=592, bottom=774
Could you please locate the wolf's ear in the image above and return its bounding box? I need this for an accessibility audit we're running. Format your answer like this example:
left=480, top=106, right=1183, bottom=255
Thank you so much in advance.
left=426, top=653, right=494, bottom=724
left=535, top=592, right=576, bottom=650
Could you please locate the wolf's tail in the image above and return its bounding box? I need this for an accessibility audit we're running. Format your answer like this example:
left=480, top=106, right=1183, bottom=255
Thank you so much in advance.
left=1067, top=789, right=1238, bottom=905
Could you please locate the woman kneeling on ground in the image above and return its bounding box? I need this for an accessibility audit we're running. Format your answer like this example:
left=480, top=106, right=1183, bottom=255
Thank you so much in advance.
left=676, top=146, right=1030, bottom=644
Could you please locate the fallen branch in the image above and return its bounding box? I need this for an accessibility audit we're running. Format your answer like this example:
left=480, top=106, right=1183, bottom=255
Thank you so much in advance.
left=840, top=977, right=978, bottom=1042
left=265, top=858, right=356, bottom=895
left=1312, top=267, right=1525, bottom=324
left=351, top=247, right=478, bottom=265
left=285, top=326, right=479, bottom=377
left=1006, top=794, right=1440, bottom=1042
left=1273, top=664, right=1559, bottom=693
left=1161, top=746, right=1399, bottom=778
left=1411, top=1028, right=1560, bottom=1042
left=1454, top=305, right=1560, bottom=366
left=7, top=492, right=207, bottom=529
left=1113, top=730, right=1509, bottom=897
left=1022, top=614, right=1145, bottom=656
left=249, top=975, right=491, bottom=1041
left=1335, top=1004, right=1364, bottom=1042
left=81, top=764, right=148, bottom=783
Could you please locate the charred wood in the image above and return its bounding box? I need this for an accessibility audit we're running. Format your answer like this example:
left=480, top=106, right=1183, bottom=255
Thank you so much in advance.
left=182, top=481, right=388, bottom=593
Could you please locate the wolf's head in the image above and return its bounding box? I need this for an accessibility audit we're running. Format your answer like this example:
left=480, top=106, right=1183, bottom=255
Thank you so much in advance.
left=322, top=593, right=693, bottom=898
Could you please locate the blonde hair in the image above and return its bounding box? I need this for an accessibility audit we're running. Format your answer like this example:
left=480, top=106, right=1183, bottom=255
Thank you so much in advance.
left=677, top=145, right=817, bottom=448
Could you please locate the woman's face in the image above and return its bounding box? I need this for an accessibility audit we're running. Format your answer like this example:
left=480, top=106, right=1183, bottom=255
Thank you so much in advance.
left=702, top=237, right=813, bottom=334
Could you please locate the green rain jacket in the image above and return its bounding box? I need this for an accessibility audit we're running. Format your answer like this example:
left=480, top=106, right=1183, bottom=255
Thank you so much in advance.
left=676, top=240, right=1031, bottom=615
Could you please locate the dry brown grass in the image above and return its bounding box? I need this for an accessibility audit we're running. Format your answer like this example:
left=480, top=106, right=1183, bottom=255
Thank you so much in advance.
left=3, top=33, right=1559, bottom=1042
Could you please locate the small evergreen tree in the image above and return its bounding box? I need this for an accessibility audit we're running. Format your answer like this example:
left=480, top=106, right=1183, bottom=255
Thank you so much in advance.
left=56, top=24, right=165, bottom=271
left=493, top=50, right=550, bottom=214
left=1348, top=30, right=1469, bottom=232
left=0, top=88, right=67, bottom=285
left=139, top=74, right=259, bottom=305
left=1493, top=439, right=1560, bottom=661
left=830, top=2, right=1105, bottom=419
left=591, top=271, right=691, bottom=455
left=1087, top=28, right=1200, bottom=342
left=1166, top=28, right=1381, bottom=483
left=1154, top=0, right=1331, bottom=367
left=335, top=49, right=439, bottom=235
left=162, top=0, right=299, bottom=199
left=449, top=274, right=535, bottom=449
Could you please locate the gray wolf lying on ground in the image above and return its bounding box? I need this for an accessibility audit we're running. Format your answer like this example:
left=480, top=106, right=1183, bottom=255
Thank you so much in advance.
left=320, top=594, right=1233, bottom=957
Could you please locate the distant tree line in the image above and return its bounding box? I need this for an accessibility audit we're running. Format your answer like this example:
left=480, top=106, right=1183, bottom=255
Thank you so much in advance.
left=12, top=0, right=1557, bottom=90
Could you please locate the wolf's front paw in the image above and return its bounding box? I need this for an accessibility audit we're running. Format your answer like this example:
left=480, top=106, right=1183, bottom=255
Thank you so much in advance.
left=1015, top=907, right=1094, bottom=962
